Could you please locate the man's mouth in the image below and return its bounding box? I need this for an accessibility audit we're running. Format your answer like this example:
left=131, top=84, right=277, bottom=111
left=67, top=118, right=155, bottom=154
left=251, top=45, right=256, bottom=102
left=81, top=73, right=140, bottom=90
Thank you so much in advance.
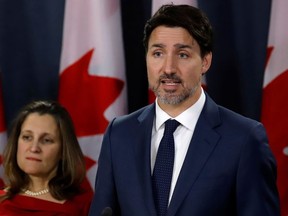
left=160, top=79, right=181, bottom=84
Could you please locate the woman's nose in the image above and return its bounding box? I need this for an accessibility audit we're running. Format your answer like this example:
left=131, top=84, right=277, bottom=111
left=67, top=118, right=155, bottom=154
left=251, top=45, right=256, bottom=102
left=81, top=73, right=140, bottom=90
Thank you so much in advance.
left=29, top=141, right=41, bottom=153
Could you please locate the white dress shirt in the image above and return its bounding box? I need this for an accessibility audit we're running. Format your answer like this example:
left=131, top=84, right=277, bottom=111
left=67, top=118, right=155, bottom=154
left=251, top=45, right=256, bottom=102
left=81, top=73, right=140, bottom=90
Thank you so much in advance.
left=151, top=88, right=206, bottom=203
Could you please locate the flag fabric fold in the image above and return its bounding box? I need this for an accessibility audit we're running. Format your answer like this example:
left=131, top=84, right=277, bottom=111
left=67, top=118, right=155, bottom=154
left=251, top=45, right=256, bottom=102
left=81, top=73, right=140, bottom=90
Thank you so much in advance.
left=58, top=0, right=127, bottom=190
left=261, top=0, right=288, bottom=215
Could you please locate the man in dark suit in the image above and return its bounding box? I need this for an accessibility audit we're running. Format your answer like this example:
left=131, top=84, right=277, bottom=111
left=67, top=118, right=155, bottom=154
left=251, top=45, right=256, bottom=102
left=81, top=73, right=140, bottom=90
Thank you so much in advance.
left=89, top=4, right=279, bottom=216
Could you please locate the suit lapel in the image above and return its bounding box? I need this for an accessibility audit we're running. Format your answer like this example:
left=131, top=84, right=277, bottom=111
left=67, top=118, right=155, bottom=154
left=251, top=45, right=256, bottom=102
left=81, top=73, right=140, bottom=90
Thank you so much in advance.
left=167, top=95, right=221, bottom=216
left=134, top=104, right=158, bottom=216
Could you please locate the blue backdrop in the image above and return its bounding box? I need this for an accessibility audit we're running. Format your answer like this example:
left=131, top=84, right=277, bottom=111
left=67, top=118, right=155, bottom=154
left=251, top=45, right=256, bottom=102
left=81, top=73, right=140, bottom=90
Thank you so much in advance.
left=0, top=0, right=271, bottom=127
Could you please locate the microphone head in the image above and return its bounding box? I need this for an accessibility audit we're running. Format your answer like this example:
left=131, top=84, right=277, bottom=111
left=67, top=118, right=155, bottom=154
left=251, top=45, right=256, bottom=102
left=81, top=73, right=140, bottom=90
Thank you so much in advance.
left=101, top=207, right=113, bottom=216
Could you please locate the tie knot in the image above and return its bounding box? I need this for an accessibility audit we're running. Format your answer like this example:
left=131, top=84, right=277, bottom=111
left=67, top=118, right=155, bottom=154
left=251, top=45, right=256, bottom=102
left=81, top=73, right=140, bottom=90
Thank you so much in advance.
left=164, top=119, right=180, bottom=134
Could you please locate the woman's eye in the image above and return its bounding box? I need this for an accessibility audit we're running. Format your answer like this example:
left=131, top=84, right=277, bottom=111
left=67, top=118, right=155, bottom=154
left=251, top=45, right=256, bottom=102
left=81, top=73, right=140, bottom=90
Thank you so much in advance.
left=42, top=138, right=53, bottom=144
left=22, top=135, right=31, bottom=141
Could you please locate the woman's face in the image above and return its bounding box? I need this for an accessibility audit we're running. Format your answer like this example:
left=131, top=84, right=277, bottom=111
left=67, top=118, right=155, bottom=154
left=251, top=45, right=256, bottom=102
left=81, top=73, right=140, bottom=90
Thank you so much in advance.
left=17, top=113, right=62, bottom=181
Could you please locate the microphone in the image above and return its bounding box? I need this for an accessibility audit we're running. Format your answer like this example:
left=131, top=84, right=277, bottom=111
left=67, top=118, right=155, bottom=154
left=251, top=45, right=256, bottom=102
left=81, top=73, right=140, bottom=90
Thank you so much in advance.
left=101, top=207, right=113, bottom=216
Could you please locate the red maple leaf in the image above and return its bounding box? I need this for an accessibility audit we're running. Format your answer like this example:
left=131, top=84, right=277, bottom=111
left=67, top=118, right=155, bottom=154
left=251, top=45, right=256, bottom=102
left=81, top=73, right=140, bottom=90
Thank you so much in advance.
left=148, top=89, right=155, bottom=104
left=58, top=48, right=124, bottom=190
left=59, top=49, right=124, bottom=137
left=262, top=46, right=288, bottom=216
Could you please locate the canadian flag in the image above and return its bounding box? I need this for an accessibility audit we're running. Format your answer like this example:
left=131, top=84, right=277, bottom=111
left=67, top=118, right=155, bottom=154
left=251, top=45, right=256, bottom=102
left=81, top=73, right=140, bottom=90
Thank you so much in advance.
left=149, top=0, right=200, bottom=104
left=261, top=0, right=288, bottom=215
left=58, top=0, right=127, bottom=190
left=0, top=78, right=7, bottom=189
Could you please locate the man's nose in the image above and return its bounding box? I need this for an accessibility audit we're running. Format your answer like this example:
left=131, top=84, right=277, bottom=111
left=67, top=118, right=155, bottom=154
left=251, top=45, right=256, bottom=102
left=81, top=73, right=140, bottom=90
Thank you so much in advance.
left=163, top=55, right=176, bottom=74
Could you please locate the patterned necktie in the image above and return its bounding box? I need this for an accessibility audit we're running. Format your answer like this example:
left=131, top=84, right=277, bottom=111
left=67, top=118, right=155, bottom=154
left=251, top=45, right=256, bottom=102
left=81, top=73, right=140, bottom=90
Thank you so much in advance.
left=152, top=119, right=180, bottom=216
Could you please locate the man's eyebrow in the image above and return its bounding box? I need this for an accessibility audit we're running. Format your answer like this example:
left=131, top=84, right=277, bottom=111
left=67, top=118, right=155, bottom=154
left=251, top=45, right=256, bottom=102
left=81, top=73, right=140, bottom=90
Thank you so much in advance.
left=150, top=43, right=165, bottom=48
left=174, top=44, right=193, bottom=49
left=149, top=43, right=193, bottom=49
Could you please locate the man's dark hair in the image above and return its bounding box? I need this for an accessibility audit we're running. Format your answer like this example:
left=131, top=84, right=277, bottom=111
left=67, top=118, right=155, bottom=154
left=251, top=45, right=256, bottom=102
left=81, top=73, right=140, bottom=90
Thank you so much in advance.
left=143, top=4, right=213, bottom=57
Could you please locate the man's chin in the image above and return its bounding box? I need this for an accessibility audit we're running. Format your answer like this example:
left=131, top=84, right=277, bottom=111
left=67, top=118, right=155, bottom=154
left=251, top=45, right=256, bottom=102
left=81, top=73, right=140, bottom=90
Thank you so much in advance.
left=158, top=94, right=183, bottom=105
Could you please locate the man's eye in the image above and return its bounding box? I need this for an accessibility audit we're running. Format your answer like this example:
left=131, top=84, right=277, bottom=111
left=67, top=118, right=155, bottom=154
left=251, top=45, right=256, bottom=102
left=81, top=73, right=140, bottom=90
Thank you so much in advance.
left=179, top=53, right=188, bottom=58
left=153, top=51, right=162, bottom=57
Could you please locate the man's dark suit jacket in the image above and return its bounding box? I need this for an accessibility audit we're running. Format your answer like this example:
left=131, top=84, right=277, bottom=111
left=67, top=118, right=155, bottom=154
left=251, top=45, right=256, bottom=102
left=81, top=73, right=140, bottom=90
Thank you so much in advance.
left=89, top=93, right=280, bottom=216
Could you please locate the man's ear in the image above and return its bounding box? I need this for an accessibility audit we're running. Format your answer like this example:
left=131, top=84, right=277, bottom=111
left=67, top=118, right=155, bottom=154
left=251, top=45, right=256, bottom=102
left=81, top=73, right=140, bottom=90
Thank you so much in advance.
left=201, top=52, right=212, bottom=75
